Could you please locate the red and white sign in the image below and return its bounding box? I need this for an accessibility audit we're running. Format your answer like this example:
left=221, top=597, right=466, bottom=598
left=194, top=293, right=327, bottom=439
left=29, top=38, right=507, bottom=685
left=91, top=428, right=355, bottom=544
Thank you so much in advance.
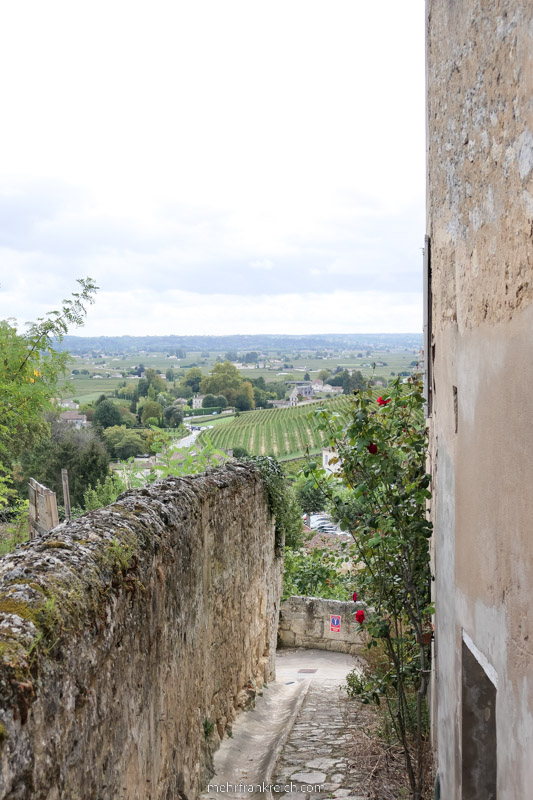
left=330, top=614, right=341, bottom=633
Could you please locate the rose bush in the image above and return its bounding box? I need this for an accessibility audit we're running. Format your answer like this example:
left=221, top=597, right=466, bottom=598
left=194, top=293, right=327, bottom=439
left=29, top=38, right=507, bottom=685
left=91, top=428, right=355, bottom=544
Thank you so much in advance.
left=306, top=375, right=432, bottom=800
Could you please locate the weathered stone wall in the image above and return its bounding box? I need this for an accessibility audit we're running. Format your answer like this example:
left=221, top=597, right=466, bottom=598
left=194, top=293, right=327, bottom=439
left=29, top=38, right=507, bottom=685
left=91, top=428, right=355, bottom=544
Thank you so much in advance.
left=0, top=464, right=282, bottom=800
left=278, top=596, right=363, bottom=655
left=427, top=0, right=533, bottom=333
left=427, top=2, right=533, bottom=798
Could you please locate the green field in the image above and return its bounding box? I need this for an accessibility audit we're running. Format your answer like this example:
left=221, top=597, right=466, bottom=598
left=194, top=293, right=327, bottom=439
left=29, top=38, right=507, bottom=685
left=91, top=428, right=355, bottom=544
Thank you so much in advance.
left=199, top=396, right=353, bottom=460
left=59, top=345, right=420, bottom=404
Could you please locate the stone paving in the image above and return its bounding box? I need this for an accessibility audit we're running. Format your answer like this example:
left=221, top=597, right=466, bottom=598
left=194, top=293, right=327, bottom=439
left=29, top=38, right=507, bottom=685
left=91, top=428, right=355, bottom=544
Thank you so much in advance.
left=201, top=649, right=368, bottom=800
left=271, top=656, right=367, bottom=800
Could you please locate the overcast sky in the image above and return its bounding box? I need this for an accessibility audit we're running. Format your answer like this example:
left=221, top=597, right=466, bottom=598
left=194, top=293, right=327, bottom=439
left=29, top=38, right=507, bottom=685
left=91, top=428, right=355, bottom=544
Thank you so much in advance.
left=0, top=1, right=425, bottom=337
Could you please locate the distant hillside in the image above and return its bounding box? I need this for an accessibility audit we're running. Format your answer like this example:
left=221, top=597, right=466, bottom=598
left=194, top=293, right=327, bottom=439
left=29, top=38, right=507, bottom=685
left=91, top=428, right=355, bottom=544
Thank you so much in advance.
left=56, top=333, right=422, bottom=354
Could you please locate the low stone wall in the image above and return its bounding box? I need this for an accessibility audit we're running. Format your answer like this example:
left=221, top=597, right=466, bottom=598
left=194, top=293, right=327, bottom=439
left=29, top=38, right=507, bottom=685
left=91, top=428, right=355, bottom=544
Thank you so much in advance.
left=278, top=596, right=364, bottom=655
left=0, top=464, right=282, bottom=800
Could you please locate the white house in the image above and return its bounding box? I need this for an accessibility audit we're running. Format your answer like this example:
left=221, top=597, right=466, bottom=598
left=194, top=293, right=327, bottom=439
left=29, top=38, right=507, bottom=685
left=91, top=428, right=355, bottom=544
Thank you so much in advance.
left=59, top=411, right=87, bottom=428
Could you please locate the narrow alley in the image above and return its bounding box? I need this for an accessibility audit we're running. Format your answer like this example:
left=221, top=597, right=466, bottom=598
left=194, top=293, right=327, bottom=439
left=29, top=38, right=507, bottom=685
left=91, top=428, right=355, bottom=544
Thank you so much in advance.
left=201, top=649, right=368, bottom=800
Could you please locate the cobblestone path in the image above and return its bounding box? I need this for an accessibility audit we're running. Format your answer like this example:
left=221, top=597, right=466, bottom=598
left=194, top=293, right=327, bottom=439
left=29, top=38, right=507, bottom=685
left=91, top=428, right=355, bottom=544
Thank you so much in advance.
left=272, top=650, right=366, bottom=800
left=202, top=649, right=367, bottom=800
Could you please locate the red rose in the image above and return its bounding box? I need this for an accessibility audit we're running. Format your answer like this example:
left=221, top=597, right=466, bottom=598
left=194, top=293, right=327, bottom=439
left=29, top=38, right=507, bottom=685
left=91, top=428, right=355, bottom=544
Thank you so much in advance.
left=377, top=396, right=390, bottom=406
left=355, top=609, right=365, bottom=624
left=367, top=442, right=378, bottom=454
left=352, top=591, right=358, bottom=602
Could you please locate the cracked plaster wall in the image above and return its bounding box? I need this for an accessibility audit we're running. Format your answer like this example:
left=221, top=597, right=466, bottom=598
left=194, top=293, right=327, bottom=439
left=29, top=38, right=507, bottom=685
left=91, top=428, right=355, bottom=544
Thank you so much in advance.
left=427, top=2, right=533, bottom=798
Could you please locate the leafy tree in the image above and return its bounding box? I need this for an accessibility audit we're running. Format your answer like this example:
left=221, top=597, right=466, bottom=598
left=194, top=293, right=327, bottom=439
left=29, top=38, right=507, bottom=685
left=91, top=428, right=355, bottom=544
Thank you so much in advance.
left=93, top=399, right=122, bottom=429
left=79, top=404, right=95, bottom=421
left=116, top=382, right=137, bottom=400
left=202, top=394, right=218, bottom=408
left=145, top=368, right=165, bottom=393
left=137, top=378, right=150, bottom=397
left=200, top=361, right=243, bottom=405
left=165, top=368, right=176, bottom=382
left=294, top=474, right=325, bottom=515
left=163, top=404, right=184, bottom=428
left=0, top=278, right=97, bottom=505
left=103, top=426, right=145, bottom=460
left=250, top=376, right=266, bottom=390
left=244, top=351, right=258, bottom=363
left=17, top=416, right=109, bottom=507
left=235, top=381, right=254, bottom=411
left=224, top=351, right=238, bottom=362
left=118, top=406, right=137, bottom=427
left=215, top=395, right=228, bottom=409
left=317, top=368, right=332, bottom=382
left=183, top=367, right=203, bottom=393
left=141, top=400, right=163, bottom=424
left=304, top=372, right=311, bottom=381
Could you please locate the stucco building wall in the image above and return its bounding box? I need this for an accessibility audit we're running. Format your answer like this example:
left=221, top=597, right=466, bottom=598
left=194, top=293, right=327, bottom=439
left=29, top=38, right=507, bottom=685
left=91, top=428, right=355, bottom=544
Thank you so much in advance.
left=427, top=1, right=533, bottom=797
left=0, top=465, right=282, bottom=800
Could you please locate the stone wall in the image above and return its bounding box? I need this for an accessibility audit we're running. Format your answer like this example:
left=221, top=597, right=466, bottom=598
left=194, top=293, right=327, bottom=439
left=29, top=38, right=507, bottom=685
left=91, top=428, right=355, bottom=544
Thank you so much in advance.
left=427, top=2, right=533, bottom=797
left=0, top=464, right=282, bottom=800
left=278, top=596, right=363, bottom=656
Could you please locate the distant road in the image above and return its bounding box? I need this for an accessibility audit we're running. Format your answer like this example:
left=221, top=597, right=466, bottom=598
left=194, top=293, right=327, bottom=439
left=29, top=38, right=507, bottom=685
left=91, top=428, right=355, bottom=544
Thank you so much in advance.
left=173, top=427, right=202, bottom=450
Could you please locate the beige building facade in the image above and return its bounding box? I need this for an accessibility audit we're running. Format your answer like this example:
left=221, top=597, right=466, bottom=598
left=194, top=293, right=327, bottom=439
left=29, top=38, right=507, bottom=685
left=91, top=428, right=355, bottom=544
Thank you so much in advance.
left=426, top=2, right=533, bottom=797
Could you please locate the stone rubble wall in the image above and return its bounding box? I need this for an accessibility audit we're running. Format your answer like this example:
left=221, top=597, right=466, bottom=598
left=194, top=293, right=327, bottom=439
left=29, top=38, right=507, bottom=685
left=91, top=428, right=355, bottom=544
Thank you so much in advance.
left=0, top=464, right=282, bottom=800
left=278, top=596, right=364, bottom=655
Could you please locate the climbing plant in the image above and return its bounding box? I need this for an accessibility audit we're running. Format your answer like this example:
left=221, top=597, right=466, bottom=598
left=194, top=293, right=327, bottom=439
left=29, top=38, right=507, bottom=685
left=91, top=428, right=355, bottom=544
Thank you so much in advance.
left=241, top=455, right=304, bottom=550
left=306, top=376, right=433, bottom=800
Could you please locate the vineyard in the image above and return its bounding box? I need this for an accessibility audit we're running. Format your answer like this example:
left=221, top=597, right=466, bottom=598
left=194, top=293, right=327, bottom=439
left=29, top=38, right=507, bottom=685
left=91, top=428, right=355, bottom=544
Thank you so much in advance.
left=199, top=396, right=354, bottom=460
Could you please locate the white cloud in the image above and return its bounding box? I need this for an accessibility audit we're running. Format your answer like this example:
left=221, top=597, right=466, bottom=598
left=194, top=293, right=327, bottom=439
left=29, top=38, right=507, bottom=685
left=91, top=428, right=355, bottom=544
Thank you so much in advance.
left=249, top=259, right=274, bottom=271
left=0, top=0, right=426, bottom=335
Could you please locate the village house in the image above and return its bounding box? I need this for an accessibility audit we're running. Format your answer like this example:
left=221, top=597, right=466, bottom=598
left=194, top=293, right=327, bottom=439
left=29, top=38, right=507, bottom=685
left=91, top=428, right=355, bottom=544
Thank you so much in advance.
left=58, top=411, right=87, bottom=428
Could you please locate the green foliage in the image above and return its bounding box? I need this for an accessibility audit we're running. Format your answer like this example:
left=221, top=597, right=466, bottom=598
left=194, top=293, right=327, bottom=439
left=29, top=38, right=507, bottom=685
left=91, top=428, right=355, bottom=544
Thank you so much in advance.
left=203, top=719, right=214, bottom=740
left=0, top=500, right=29, bottom=555
left=240, top=456, right=303, bottom=549
left=309, top=376, right=432, bottom=799
left=103, top=426, right=146, bottom=460
left=293, top=474, right=326, bottom=514
left=92, top=398, right=122, bottom=429
left=200, top=361, right=245, bottom=406
left=163, top=403, right=184, bottom=428
left=0, top=278, right=97, bottom=505
left=282, top=546, right=354, bottom=600
left=141, top=400, right=163, bottom=424
left=183, top=367, right=203, bottom=393
left=84, top=473, right=127, bottom=510
left=16, top=417, right=110, bottom=508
